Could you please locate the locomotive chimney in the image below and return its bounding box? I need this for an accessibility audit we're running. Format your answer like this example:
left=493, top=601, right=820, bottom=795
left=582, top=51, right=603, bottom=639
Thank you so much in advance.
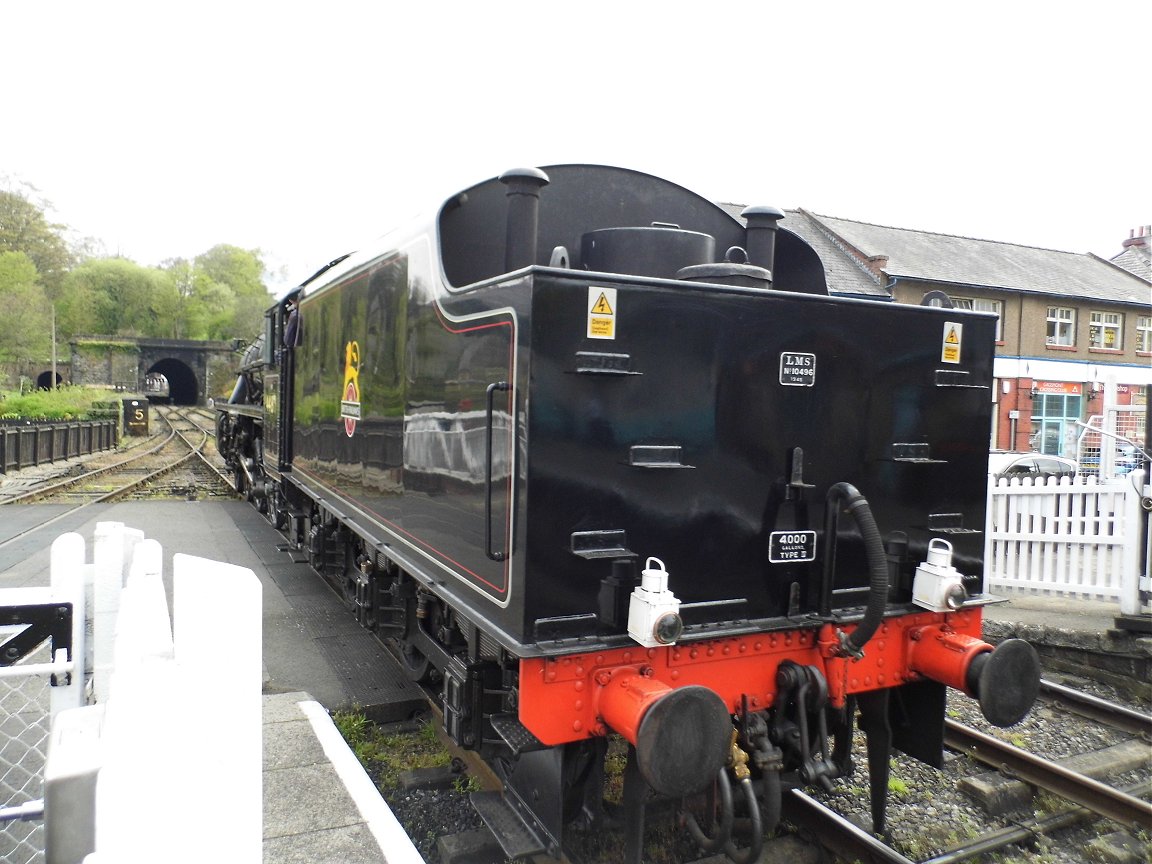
left=741, top=205, right=785, bottom=274
left=499, top=167, right=550, bottom=272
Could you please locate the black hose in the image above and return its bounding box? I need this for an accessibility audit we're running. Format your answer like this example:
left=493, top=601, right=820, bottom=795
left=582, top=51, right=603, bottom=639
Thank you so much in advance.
left=723, top=777, right=763, bottom=864
left=824, top=482, right=888, bottom=657
left=761, top=769, right=781, bottom=834
left=684, top=768, right=734, bottom=853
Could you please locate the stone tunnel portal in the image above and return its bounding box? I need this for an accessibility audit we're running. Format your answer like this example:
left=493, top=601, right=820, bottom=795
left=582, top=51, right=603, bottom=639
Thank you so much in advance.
left=145, top=358, right=199, bottom=405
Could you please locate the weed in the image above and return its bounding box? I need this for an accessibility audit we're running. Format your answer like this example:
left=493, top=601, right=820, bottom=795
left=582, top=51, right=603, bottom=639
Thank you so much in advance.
left=453, top=773, right=481, bottom=794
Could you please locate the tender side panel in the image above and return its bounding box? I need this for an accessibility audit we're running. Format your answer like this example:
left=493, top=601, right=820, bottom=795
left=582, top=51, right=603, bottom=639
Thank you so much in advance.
left=520, top=274, right=996, bottom=638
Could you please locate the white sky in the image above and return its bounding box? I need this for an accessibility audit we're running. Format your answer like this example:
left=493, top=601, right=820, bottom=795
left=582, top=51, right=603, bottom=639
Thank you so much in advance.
left=3, top=1, right=1148, bottom=293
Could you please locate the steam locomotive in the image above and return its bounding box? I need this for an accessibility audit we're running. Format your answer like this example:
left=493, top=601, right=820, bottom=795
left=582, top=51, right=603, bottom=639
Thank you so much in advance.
left=216, top=165, right=1041, bottom=862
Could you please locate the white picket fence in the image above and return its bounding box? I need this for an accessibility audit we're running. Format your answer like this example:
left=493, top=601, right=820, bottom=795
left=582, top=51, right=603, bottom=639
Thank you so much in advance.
left=4, top=523, right=264, bottom=864
left=985, top=469, right=1150, bottom=617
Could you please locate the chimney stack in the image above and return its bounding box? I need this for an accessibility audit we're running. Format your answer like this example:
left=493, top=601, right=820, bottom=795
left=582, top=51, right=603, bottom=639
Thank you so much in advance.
left=1121, top=225, right=1150, bottom=249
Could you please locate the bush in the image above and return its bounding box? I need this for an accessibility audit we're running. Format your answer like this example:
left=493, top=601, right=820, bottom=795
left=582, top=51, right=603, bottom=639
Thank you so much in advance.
left=0, top=386, right=121, bottom=421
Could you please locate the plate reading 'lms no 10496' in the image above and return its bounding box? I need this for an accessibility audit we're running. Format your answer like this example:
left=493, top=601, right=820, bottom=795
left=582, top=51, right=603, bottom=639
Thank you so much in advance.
left=779, top=352, right=816, bottom=386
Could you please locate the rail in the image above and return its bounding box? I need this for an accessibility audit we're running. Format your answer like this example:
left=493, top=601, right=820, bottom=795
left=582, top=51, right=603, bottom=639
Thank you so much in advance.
left=0, top=408, right=235, bottom=552
left=942, top=719, right=1152, bottom=832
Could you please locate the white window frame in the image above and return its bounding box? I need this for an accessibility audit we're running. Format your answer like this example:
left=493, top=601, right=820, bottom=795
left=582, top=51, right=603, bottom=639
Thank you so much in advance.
left=1046, top=306, right=1075, bottom=347
left=1089, top=310, right=1124, bottom=350
left=1137, top=315, right=1152, bottom=353
left=950, top=296, right=1003, bottom=341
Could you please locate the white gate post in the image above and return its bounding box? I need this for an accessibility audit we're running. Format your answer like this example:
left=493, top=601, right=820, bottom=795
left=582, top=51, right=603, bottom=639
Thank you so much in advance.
left=172, top=553, right=263, bottom=862
left=91, top=522, right=143, bottom=704
left=1119, top=469, right=1146, bottom=617
left=49, top=532, right=86, bottom=716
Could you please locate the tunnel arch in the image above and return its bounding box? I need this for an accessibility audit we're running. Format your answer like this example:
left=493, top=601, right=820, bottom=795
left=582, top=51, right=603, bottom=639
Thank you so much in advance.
left=145, top=358, right=199, bottom=405
left=36, top=371, right=64, bottom=390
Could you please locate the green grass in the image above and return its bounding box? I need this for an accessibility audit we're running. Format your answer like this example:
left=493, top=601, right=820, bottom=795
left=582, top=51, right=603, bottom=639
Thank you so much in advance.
left=331, top=708, right=452, bottom=787
left=0, top=385, right=122, bottom=421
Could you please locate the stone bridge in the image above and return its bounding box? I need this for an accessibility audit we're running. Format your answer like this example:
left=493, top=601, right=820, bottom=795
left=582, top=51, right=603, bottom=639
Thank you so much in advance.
left=67, top=337, right=244, bottom=405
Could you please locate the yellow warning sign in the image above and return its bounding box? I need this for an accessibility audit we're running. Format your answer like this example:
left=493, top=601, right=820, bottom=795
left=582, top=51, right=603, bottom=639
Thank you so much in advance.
left=941, top=321, right=962, bottom=364
left=587, top=286, right=617, bottom=340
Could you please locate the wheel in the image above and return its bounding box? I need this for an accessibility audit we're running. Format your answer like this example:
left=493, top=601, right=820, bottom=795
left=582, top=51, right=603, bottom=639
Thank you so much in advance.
left=400, top=640, right=433, bottom=683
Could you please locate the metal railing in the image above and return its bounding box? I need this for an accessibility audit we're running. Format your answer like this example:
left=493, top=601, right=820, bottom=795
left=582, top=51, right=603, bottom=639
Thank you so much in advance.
left=0, top=421, right=118, bottom=474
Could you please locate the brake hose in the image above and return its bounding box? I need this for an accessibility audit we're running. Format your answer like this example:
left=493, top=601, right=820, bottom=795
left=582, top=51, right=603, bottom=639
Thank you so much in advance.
left=824, top=482, right=888, bottom=658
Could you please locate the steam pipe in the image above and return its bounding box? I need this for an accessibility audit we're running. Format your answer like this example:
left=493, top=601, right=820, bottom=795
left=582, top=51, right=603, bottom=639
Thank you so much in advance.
left=499, top=167, right=550, bottom=272
left=741, top=205, right=784, bottom=275
left=822, top=483, right=888, bottom=657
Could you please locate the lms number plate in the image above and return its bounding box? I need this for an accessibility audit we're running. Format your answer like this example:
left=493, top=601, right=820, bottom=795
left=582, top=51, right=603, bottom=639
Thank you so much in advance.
left=768, top=531, right=817, bottom=563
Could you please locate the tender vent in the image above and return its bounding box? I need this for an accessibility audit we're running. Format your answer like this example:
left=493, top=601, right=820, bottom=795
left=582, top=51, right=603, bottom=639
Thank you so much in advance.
left=927, top=512, right=981, bottom=534
left=628, top=445, right=694, bottom=469
left=571, top=530, right=632, bottom=559
left=891, top=443, right=946, bottom=464
left=935, top=369, right=989, bottom=389
left=574, top=351, right=641, bottom=376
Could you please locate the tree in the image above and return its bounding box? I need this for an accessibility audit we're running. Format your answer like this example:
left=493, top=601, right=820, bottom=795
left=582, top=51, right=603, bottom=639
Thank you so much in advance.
left=0, top=185, right=75, bottom=296
left=192, top=244, right=271, bottom=338
left=0, top=251, right=52, bottom=362
left=59, top=258, right=172, bottom=337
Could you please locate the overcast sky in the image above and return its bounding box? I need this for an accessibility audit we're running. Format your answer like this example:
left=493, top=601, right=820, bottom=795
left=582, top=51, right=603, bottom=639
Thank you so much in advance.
left=3, top=1, right=1148, bottom=293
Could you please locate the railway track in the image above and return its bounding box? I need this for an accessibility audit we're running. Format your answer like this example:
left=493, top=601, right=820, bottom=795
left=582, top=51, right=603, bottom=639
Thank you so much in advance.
left=0, top=405, right=236, bottom=548
left=787, top=678, right=1152, bottom=864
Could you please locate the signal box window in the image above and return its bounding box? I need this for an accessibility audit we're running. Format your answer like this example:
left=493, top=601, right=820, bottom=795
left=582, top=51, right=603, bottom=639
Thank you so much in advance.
left=1089, top=311, right=1123, bottom=349
left=1046, top=306, right=1075, bottom=347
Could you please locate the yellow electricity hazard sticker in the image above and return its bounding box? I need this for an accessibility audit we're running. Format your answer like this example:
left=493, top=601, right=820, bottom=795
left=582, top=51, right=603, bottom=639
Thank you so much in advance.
left=587, top=286, right=617, bottom=339
left=941, top=321, right=962, bottom=364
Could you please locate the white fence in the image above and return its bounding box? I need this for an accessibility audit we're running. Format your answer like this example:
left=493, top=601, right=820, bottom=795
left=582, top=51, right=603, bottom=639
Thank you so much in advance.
left=985, top=469, right=1150, bottom=617
left=0, top=523, right=261, bottom=864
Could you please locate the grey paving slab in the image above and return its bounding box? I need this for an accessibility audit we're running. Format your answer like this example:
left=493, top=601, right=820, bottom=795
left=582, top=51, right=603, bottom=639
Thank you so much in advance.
left=264, top=761, right=364, bottom=839
left=262, top=823, right=388, bottom=864
left=263, top=718, right=327, bottom=771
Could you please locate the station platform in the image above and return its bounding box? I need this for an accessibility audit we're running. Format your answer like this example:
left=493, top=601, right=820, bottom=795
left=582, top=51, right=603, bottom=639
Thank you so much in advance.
left=0, top=496, right=1148, bottom=862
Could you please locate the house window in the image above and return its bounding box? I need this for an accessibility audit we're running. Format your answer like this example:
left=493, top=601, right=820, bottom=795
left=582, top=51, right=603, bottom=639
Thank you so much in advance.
left=1138, top=315, right=1152, bottom=353
left=950, top=296, right=1003, bottom=341
left=1046, top=307, right=1075, bottom=346
left=1089, top=311, right=1123, bottom=349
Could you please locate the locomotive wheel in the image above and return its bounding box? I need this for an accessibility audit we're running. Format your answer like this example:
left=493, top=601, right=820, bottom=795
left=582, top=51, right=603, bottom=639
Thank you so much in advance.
left=399, top=600, right=440, bottom=683
left=399, top=641, right=433, bottom=683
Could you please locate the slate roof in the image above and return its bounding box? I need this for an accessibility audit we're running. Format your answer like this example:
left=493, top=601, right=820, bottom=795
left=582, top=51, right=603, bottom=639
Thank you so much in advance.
left=717, top=204, right=889, bottom=298
left=1110, top=244, right=1151, bottom=282
left=811, top=214, right=1150, bottom=307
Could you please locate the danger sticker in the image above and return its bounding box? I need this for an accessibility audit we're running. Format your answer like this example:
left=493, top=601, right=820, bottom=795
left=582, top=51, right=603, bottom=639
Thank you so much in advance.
left=769, top=531, right=817, bottom=563
left=587, top=286, right=617, bottom=340
left=779, top=352, right=816, bottom=386
left=941, top=321, right=962, bottom=364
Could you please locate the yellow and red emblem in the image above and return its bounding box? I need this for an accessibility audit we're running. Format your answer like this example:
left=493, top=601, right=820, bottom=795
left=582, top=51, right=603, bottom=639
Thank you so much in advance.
left=340, top=341, right=361, bottom=437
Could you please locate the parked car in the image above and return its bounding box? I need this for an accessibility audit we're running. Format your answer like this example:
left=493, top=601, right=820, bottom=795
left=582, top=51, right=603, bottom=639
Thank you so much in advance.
left=1114, top=444, right=1142, bottom=476
left=988, top=450, right=1079, bottom=480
